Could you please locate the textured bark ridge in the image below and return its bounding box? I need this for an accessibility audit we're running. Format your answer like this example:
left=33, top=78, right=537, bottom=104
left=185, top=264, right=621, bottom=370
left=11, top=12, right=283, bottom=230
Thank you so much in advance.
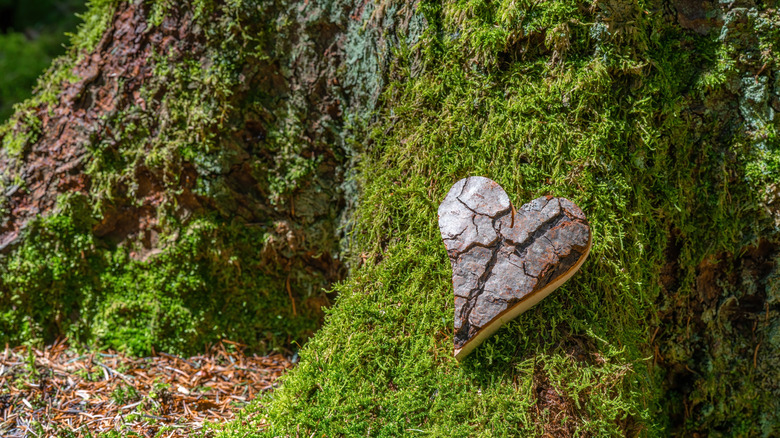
left=438, top=177, right=592, bottom=359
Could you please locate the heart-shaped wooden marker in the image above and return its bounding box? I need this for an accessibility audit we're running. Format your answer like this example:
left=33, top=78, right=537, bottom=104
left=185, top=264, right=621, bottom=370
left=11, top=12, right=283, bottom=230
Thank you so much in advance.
left=438, top=177, right=592, bottom=360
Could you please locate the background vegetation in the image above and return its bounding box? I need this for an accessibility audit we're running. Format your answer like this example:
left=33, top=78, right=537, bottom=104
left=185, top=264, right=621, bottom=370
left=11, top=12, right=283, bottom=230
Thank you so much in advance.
left=0, top=0, right=86, bottom=120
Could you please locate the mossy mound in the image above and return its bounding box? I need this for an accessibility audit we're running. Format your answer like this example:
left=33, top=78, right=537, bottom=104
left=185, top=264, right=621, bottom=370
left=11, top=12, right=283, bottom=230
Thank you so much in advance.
left=0, top=0, right=352, bottom=356
left=218, top=0, right=779, bottom=435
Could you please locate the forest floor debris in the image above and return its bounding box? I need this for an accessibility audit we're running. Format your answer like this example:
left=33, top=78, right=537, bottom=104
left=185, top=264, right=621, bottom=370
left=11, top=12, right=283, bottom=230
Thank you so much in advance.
left=0, top=339, right=293, bottom=437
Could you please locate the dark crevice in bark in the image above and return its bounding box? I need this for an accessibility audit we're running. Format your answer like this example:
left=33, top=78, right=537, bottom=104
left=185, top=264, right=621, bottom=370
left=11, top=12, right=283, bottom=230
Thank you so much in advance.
left=511, top=219, right=560, bottom=259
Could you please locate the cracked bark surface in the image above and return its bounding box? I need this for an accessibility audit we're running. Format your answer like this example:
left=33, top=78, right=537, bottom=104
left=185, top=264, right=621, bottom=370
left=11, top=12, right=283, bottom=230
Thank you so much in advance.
left=438, top=177, right=592, bottom=360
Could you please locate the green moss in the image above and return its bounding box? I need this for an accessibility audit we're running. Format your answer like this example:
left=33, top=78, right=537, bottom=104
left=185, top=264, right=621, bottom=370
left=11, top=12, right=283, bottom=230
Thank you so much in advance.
left=92, top=216, right=328, bottom=356
left=1, top=0, right=778, bottom=433
left=0, top=194, right=97, bottom=344
left=69, top=0, right=119, bottom=51
left=0, top=197, right=328, bottom=355
left=0, top=106, right=41, bottom=156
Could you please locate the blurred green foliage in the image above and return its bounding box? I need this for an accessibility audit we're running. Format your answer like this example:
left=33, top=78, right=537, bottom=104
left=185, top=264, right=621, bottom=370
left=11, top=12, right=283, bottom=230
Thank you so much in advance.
left=0, top=0, right=85, bottom=121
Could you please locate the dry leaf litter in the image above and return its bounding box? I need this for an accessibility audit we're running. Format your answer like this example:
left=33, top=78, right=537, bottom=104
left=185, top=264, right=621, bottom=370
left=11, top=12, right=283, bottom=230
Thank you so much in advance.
left=0, top=339, right=293, bottom=437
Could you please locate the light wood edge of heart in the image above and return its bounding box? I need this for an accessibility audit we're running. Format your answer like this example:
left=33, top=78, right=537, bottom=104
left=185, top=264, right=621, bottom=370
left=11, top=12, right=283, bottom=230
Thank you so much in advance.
left=454, top=233, right=593, bottom=362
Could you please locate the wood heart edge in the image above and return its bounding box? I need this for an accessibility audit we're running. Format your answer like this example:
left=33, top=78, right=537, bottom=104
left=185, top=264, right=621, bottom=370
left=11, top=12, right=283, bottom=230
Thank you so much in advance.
left=454, top=233, right=592, bottom=361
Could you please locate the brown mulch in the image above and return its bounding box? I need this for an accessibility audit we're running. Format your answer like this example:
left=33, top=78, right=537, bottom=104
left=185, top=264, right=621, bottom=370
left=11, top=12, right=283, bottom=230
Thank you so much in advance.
left=0, top=339, right=293, bottom=437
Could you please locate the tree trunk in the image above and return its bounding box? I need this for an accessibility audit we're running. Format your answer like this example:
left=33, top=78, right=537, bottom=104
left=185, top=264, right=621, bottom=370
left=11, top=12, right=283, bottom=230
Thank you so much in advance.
left=0, top=0, right=369, bottom=354
left=1, top=0, right=779, bottom=435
